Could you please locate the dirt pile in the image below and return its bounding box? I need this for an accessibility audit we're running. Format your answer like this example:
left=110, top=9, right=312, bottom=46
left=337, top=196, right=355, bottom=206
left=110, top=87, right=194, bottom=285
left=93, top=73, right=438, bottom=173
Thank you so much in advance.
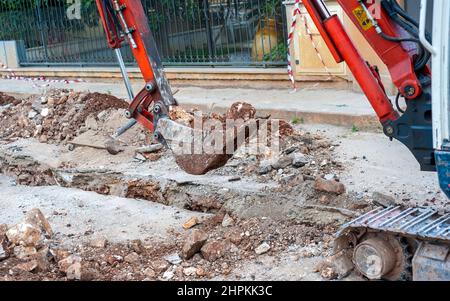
left=0, top=208, right=335, bottom=281
left=0, top=89, right=128, bottom=144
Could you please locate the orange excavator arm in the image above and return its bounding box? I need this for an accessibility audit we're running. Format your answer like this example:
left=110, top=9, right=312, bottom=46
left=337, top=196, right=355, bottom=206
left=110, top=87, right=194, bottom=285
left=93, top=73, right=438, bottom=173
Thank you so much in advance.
left=95, top=0, right=176, bottom=135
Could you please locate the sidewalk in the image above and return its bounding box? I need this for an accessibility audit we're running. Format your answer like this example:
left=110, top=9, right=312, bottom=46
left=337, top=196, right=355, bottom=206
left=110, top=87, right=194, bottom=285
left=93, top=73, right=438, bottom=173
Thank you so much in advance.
left=0, top=79, right=379, bottom=129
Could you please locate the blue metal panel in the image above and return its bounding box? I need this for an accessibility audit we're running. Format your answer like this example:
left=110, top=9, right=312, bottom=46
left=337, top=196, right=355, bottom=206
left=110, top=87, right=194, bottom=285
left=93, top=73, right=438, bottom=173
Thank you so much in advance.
left=435, top=150, right=450, bottom=199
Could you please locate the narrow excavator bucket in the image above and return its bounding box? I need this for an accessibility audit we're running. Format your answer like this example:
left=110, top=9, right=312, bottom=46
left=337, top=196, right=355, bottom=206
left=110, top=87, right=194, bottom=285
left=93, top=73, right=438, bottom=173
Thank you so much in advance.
left=156, top=117, right=261, bottom=175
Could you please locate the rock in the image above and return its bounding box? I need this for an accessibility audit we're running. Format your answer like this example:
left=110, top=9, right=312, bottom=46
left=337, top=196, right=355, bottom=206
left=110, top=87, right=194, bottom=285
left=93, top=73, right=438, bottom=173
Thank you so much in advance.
left=164, top=253, right=182, bottom=265
left=134, top=153, right=147, bottom=162
left=13, top=260, right=38, bottom=273
left=0, top=245, right=7, bottom=261
left=291, top=153, right=309, bottom=168
left=372, top=192, right=397, bottom=208
left=314, top=179, right=346, bottom=195
left=13, top=246, right=37, bottom=259
left=280, top=174, right=296, bottom=183
left=226, top=102, right=256, bottom=121
left=66, top=262, right=82, bottom=280
left=0, top=224, right=7, bottom=260
left=129, top=239, right=144, bottom=254
left=272, top=156, right=293, bottom=170
left=51, top=248, right=70, bottom=262
left=196, top=266, right=207, bottom=277
left=89, top=237, right=107, bottom=248
left=47, top=97, right=55, bottom=106
left=143, top=267, right=156, bottom=278
left=201, top=240, right=230, bottom=262
left=28, top=110, right=38, bottom=119
left=316, top=250, right=353, bottom=280
left=152, top=259, right=170, bottom=274
left=85, top=115, right=98, bottom=130
left=29, top=247, right=52, bottom=272
left=182, top=229, right=208, bottom=260
left=224, top=229, right=243, bottom=245
left=182, top=217, right=199, bottom=230
left=124, top=252, right=140, bottom=264
left=6, top=223, right=43, bottom=247
left=0, top=224, right=7, bottom=236
left=58, top=255, right=82, bottom=274
left=320, top=266, right=338, bottom=280
left=106, top=255, right=123, bottom=265
left=24, top=208, right=53, bottom=237
left=320, top=159, right=328, bottom=167
left=255, top=242, right=271, bottom=255
left=183, top=267, right=197, bottom=277
left=221, top=214, right=235, bottom=227
left=41, top=108, right=49, bottom=117
left=258, top=160, right=273, bottom=175
left=324, top=173, right=336, bottom=181
left=162, top=269, right=174, bottom=280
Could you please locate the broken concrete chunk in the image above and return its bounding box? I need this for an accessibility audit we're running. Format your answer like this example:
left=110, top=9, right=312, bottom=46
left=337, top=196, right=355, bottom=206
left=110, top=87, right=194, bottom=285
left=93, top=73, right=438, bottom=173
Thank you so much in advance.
left=128, top=239, right=144, bottom=254
left=316, top=251, right=353, bottom=280
left=28, top=110, right=38, bottom=119
left=372, top=191, right=397, bottom=208
left=66, top=262, right=82, bottom=280
left=58, top=255, right=82, bottom=274
left=226, top=102, right=256, bottom=121
left=124, top=252, right=140, bottom=264
left=258, top=160, right=273, bottom=175
left=13, top=245, right=37, bottom=259
left=272, top=156, right=293, bottom=170
left=25, top=208, right=53, bottom=237
left=291, top=152, right=310, bottom=168
left=255, top=242, right=271, bottom=255
left=0, top=245, right=7, bottom=261
left=6, top=223, right=43, bottom=247
left=183, top=267, right=198, bottom=276
left=314, top=179, right=346, bottom=195
left=152, top=259, right=170, bottom=274
left=164, top=253, right=182, bottom=265
left=89, top=237, right=107, bottom=248
left=143, top=267, right=156, bottom=278
left=324, top=173, right=336, bottom=181
left=182, top=229, right=208, bottom=260
left=221, top=214, right=235, bottom=227
left=85, top=115, right=98, bottom=131
left=13, top=260, right=39, bottom=273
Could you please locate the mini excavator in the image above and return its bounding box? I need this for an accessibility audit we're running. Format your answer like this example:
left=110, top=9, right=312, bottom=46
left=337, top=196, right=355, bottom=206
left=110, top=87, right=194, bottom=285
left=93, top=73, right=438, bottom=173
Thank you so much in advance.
left=95, top=0, right=449, bottom=280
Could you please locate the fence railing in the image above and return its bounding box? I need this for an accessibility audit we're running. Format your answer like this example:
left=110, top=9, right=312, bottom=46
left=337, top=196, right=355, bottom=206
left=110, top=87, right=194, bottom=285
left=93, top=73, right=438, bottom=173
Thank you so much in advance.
left=0, top=0, right=288, bottom=67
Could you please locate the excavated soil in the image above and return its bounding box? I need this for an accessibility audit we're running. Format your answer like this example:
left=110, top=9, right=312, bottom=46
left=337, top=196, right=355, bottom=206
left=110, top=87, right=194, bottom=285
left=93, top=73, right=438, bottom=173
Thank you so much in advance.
left=0, top=209, right=335, bottom=281
left=0, top=90, right=128, bottom=144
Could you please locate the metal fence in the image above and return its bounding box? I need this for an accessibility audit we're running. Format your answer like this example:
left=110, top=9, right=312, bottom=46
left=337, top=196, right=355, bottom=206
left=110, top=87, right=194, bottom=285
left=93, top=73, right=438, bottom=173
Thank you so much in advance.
left=0, top=0, right=288, bottom=67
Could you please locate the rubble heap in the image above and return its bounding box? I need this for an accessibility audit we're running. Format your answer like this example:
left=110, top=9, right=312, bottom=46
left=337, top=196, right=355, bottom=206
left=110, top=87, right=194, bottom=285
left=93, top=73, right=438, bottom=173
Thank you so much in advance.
left=0, top=90, right=128, bottom=144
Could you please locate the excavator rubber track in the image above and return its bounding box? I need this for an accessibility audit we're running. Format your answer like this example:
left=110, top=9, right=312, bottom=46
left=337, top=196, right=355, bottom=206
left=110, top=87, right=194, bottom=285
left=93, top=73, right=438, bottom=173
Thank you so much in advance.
left=334, top=206, right=450, bottom=281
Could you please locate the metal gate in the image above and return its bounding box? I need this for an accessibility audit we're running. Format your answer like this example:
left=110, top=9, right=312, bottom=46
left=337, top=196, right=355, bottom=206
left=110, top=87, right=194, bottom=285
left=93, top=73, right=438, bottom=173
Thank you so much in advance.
left=0, top=0, right=287, bottom=67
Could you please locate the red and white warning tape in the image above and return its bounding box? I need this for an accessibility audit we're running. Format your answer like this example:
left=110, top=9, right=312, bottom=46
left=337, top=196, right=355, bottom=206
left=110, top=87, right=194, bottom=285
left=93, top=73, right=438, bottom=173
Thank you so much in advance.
left=287, top=1, right=301, bottom=89
left=287, top=0, right=334, bottom=90
left=1, top=59, right=84, bottom=88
